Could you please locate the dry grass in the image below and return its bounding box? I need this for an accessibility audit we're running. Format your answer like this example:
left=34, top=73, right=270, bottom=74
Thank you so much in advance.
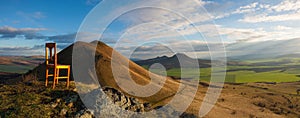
left=0, top=81, right=82, bottom=118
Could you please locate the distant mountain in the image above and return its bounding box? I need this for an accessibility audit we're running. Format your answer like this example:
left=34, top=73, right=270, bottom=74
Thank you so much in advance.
left=134, top=53, right=211, bottom=69
left=129, top=58, right=142, bottom=61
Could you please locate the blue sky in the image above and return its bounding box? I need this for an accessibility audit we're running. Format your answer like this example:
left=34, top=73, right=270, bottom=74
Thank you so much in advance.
left=0, top=0, right=299, bottom=59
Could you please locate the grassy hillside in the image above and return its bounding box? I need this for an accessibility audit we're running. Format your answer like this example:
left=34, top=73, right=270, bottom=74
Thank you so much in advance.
left=0, top=82, right=87, bottom=118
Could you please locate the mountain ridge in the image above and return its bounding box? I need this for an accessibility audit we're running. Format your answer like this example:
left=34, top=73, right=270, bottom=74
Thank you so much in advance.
left=134, top=53, right=211, bottom=69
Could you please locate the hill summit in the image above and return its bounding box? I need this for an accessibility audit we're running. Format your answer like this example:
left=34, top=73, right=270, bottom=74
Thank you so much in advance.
left=29, top=41, right=181, bottom=106
left=134, top=53, right=211, bottom=69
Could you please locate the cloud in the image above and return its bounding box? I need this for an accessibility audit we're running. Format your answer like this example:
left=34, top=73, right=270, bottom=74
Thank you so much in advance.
left=214, top=0, right=300, bottom=23
left=98, top=0, right=216, bottom=44
left=0, top=44, right=44, bottom=56
left=0, top=26, right=47, bottom=39
left=124, top=37, right=300, bottom=60
left=269, top=0, right=300, bottom=12
left=273, top=25, right=292, bottom=31
left=17, top=11, right=46, bottom=19
left=0, top=26, right=106, bottom=44
left=233, top=2, right=259, bottom=14
left=226, top=38, right=300, bottom=59
left=32, top=12, right=46, bottom=19
left=86, top=0, right=102, bottom=6
left=114, top=39, right=213, bottom=59
left=47, top=33, right=76, bottom=43
left=238, top=0, right=300, bottom=23
left=216, top=25, right=300, bottom=42
left=214, top=2, right=263, bottom=19
left=240, top=11, right=300, bottom=23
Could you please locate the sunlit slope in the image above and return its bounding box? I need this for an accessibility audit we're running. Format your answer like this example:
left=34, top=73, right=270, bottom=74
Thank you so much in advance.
left=31, top=41, right=181, bottom=104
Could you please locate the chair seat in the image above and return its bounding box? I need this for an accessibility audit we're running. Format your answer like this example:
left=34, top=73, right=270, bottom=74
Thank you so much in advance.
left=56, top=65, right=70, bottom=69
left=47, top=64, right=69, bottom=69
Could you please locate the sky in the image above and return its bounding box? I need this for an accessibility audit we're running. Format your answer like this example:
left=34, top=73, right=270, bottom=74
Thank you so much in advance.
left=0, top=0, right=299, bottom=60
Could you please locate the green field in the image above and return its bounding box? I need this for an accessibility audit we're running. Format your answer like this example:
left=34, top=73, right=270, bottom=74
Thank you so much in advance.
left=0, top=65, right=35, bottom=73
left=147, top=57, right=300, bottom=83
left=0, top=56, right=43, bottom=74
left=148, top=67, right=300, bottom=83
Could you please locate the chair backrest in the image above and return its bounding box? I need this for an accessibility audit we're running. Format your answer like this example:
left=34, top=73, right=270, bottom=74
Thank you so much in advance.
left=45, top=43, right=57, bottom=66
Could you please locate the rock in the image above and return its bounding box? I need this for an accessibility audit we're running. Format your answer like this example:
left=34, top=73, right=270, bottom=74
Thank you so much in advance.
left=79, top=87, right=194, bottom=117
left=68, top=95, right=78, bottom=103
left=68, top=102, right=74, bottom=108
left=75, top=110, right=85, bottom=118
left=56, top=98, right=62, bottom=103
left=60, top=108, right=67, bottom=116
left=80, top=111, right=93, bottom=118
left=51, top=102, right=58, bottom=108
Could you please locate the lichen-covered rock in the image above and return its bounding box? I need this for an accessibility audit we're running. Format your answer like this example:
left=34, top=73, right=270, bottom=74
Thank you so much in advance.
left=78, top=87, right=196, bottom=118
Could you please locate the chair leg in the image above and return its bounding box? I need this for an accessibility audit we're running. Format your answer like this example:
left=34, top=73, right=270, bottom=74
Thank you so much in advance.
left=45, top=68, right=49, bottom=87
left=56, top=69, right=59, bottom=84
left=52, top=68, right=57, bottom=89
left=66, top=67, right=70, bottom=88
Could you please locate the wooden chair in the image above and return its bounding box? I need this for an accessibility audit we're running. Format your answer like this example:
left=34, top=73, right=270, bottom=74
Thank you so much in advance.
left=45, top=43, right=70, bottom=89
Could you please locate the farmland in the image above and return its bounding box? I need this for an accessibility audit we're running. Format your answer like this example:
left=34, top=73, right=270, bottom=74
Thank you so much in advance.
left=147, top=57, right=300, bottom=83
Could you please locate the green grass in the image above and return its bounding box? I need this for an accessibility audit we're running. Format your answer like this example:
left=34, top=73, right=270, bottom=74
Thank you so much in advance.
left=284, top=68, right=300, bottom=74
left=0, top=82, right=81, bottom=118
left=147, top=67, right=300, bottom=83
left=0, top=65, right=35, bottom=73
left=144, top=57, right=300, bottom=83
left=227, top=70, right=300, bottom=83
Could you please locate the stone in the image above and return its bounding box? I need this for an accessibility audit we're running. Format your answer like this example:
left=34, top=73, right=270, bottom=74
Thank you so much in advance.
left=68, top=102, right=73, bottom=108
left=56, top=98, right=62, bottom=103
left=51, top=102, right=58, bottom=108
left=80, top=111, right=93, bottom=118
left=60, top=108, right=67, bottom=116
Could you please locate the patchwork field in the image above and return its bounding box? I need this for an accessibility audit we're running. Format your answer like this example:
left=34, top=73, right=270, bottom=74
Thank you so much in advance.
left=0, top=56, right=44, bottom=73
left=147, top=57, right=300, bottom=83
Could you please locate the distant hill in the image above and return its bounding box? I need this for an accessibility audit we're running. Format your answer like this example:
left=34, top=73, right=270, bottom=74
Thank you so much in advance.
left=134, top=53, right=211, bottom=69
left=0, top=56, right=44, bottom=73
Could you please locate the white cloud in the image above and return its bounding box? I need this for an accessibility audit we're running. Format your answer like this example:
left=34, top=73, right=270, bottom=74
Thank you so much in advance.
left=0, top=26, right=47, bottom=39
left=240, top=11, right=300, bottom=23
left=273, top=25, right=292, bottom=30
left=215, top=24, right=300, bottom=43
left=101, top=0, right=221, bottom=44
left=32, top=12, right=46, bottom=19
left=269, top=0, right=300, bottom=12
left=237, top=0, right=300, bottom=23
left=215, top=0, right=300, bottom=23
left=215, top=2, right=261, bottom=19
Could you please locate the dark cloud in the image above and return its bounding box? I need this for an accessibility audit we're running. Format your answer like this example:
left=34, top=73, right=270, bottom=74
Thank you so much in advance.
left=0, top=26, right=46, bottom=39
left=0, top=26, right=106, bottom=44
left=134, top=44, right=171, bottom=52
left=0, top=44, right=45, bottom=56
left=47, top=33, right=76, bottom=43
left=236, top=35, right=266, bottom=42
left=226, top=38, right=300, bottom=59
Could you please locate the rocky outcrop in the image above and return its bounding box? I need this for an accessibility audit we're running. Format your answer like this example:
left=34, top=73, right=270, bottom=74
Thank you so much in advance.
left=80, top=87, right=197, bottom=118
left=102, top=87, right=150, bottom=112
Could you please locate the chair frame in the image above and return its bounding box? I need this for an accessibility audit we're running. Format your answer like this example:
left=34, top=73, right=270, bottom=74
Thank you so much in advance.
left=45, top=43, right=70, bottom=89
